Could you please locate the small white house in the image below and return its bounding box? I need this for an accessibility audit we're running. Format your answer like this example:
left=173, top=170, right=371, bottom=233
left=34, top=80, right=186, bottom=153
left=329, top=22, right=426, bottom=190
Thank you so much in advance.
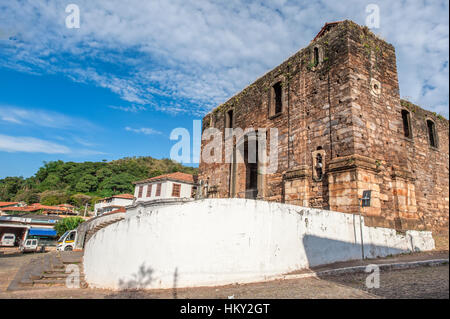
left=94, top=194, right=134, bottom=216
left=133, top=172, right=196, bottom=203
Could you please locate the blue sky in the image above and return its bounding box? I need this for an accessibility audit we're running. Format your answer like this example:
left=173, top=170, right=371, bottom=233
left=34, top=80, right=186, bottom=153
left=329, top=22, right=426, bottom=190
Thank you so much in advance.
left=0, top=0, right=448, bottom=178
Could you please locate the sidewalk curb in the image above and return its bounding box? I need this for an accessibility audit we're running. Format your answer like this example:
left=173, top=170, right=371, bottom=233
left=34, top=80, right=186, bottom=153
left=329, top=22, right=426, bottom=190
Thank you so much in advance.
left=278, top=258, right=449, bottom=281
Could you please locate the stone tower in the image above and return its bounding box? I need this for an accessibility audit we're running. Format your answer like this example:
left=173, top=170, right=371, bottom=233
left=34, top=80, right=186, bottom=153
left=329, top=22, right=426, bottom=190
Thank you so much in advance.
left=199, top=20, right=449, bottom=231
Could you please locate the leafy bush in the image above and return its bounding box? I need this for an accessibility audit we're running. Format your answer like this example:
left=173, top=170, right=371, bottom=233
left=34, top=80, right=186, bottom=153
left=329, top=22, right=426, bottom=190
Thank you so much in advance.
left=54, top=217, right=85, bottom=237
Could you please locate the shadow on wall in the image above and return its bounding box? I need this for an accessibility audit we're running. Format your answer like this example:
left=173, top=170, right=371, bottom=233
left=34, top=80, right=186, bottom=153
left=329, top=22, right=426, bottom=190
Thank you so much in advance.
left=118, top=263, right=155, bottom=290
left=303, top=234, right=407, bottom=268
left=106, top=264, right=180, bottom=298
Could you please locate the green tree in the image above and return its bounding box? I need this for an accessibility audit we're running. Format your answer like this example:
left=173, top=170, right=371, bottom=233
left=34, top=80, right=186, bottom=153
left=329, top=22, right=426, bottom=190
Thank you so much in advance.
left=75, top=174, right=98, bottom=193
left=0, top=156, right=198, bottom=203
left=98, top=173, right=136, bottom=194
left=54, top=217, right=85, bottom=237
left=14, top=189, right=40, bottom=204
left=69, top=194, right=92, bottom=209
left=40, top=190, right=69, bottom=206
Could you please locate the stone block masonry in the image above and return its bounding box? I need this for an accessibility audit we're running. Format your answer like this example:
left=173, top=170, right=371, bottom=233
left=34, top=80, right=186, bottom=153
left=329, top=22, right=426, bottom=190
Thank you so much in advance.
left=199, top=20, right=449, bottom=232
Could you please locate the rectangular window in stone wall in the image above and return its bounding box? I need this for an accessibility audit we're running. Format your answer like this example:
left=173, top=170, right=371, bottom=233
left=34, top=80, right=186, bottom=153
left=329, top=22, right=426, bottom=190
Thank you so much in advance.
left=401, top=110, right=412, bottom=138
left=225, top=109, right=234, bottom=129
left=172, top=183, right=181, bottom=197
left=138, top=186, right=143, bottom=198
left=427, top=120, right=438, bottom=148
left=270, top=82, right=283, bottom=117
left=146, top=184, right=152, bottom=197
left=156, top=183, right=162, bottom=197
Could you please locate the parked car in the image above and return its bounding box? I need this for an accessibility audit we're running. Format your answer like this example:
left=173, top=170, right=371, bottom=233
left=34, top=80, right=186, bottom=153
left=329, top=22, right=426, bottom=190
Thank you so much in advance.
left=19, top=239, right=39, bottom=253
left=1, top=233, right=16, bottom=247
left=57, top=230, right=77, bottom=251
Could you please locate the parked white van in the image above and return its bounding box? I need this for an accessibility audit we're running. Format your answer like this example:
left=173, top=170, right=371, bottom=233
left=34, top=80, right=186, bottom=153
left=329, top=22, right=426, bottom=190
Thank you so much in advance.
left=19, top=239, right=39, bottom=253
left=1, top=233, right=16, bottom=247
left=57, top=230, right=77, bottom=251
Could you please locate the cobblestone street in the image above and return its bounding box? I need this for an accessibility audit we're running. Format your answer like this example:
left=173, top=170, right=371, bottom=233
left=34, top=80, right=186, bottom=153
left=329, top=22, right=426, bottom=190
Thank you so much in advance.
left=320, top=265, right=449, bottom=299
left=0, top=250, right=448, bottom=299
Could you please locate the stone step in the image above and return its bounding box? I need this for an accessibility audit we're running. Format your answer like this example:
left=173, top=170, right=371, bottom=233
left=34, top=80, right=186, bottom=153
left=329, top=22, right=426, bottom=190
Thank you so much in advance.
left=34, top=277, right=88, bottom=286
left=51, top=264, right=65, bottom=270
left=33, top=279, right=67, bottom=285
left=19, top=279, right=34, bottom=286
left=28, top=262, right=44, bottom=280
left=42, top=273, right=69, bottom=279
left=46, top=268, right=67, bottom=273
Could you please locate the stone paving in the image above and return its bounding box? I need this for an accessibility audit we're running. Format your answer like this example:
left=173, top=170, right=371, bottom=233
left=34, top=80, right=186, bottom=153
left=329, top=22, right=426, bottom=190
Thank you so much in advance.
left=320, top=265, right=449, bottom=299
left=0, top=251, right=38, bottom=292
left=0, top=250, right=448, bottom=299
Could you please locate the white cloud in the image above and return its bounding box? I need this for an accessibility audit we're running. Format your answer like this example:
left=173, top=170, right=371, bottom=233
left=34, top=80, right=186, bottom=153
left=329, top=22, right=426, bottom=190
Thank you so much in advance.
left=0, top=0, right=448, bottom=117
left=0, top=105, right=97, bottom=130
left=0, top=105, right=104, bottom=155
left=0, top=134, right=71, bottom=154
left=125, top=127, right=162, bottom=135
left=108, top=105, right=148, bottom=113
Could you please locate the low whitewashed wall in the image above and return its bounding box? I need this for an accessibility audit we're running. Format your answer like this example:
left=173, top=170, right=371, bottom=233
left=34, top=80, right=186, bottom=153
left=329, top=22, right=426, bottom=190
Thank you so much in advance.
left=75, top=211, right=126, bottom=250
left=83, top=199, right=434, bottom=290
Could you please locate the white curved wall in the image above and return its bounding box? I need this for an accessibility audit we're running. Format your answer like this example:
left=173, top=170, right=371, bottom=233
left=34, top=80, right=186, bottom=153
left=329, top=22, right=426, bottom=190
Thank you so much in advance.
left=83, top=199, right=434, bottom=290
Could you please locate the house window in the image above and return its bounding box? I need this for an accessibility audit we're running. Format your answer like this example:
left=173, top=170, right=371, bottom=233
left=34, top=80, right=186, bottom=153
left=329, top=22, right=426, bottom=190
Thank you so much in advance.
left=401, top=110, right=412, bottom=138
left=146, top=184, right=152, bottom=197
left=314, top=47, right=320, bottom=66
left=156, top=183, right=162, bottom=197
left=270, top=82, right=283, bottom=117
left=138, top=186, right=143, bottom=198
left=172, top=183, right=181, bottom=197
left=427, top=120, right=438, bottom=148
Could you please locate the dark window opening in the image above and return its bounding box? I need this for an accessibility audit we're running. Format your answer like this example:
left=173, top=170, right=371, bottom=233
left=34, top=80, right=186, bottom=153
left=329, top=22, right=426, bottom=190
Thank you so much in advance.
left=244, top=136, right=258, bottom=199
left=226, top=109, right=234, bottom=129
left=273, top=82, right=282, bottom=115
left=427, top=120, right=438, bottom=148
left=401, top=110, right=412, bottom=138
left=314, top=47, right=319, bottom=67
left=138, top=186, right=143, bottom=198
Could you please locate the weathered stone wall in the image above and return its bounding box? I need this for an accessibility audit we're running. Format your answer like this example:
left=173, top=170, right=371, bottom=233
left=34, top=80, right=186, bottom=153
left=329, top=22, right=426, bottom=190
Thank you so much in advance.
left=199, top=20, right=449, bottom=232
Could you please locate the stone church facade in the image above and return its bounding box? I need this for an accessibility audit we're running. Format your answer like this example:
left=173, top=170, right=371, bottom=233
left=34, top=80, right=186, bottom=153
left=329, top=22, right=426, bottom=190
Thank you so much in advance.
left=199, top=20, right=449, bottom=232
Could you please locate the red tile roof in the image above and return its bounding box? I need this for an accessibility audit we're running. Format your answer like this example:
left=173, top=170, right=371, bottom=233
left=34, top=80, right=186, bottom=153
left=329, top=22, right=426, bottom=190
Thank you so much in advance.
left=134, top=172, right=195, bottom=185
left=112, top=194, right=134, bottom=199
left=99, top=194, right=134, bottom=201
left=1, top=203, right=76, bottom=214
left=103, top=207, right=126, bottom=216
left=0, top=206, right=41, bottom=212
left=34, top=205, right=68, bottom=211
left=0, top=202, right=19, bottom=207
left=58, top=204, right=75, bottom=208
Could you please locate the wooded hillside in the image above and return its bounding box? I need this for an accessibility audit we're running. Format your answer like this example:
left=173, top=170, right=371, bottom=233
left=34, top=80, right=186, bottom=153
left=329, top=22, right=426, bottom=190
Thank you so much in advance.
left=0, top=157, right=198, bottom=209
